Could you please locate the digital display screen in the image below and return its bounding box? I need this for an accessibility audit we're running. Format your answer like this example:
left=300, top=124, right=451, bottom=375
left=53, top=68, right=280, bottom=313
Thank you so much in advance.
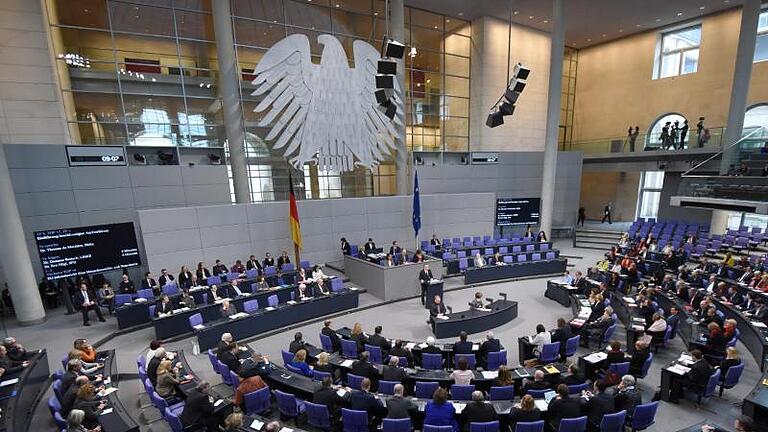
left=496, top=198, right=541, bottom=226
left=34, top=222, right=141, bottom=280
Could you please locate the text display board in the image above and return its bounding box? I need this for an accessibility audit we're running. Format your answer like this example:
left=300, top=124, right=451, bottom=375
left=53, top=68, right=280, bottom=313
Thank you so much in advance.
left=495, top=198, right=541, bottom=226
left=34, top=222, right=141, bottom=280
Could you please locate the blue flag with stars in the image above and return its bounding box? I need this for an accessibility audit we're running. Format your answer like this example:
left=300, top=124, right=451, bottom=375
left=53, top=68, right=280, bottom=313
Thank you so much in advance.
left=412, top=170, right=421, bottom=237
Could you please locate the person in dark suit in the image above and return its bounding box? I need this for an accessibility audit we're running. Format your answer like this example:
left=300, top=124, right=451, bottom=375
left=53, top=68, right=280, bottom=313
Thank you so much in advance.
left=351, top=351, right=380, bottom=387
left=340, top=238, right=351, bottom=256
left=0, top=345, right=28, bottom=376
left=321, top=320, right=342, bottom=353
left=196, top=262, right=211, bottom=280
left=180, top=381, right=219, bottom=431
left=670, top=350, right=713, bottom=403
left=368, top=326, right=390, bottom=357
left=154, top=295, right=174, bottom=317
left=348, top=378, right=386, bottom=427
left=666, top=307, right=681, bottom=337
left=583, top=309, right=615, bottom=344
left=158, top=269, right=175, bottom=288
left=71, top=383, right=105, bottom=429
left=217, top=333, right=234, bottom=355
left=581, top=380, right=615, bottom=431
left=419, top=265, right=434, bottom=305
left=605, top=341, right=627, bottom=365
left=118, top=274, right=136, bottom=294
left=547, top=384, right=582, bottom=431
left=703, top=322, right=727, bottom=360
left=430, top=234, right=442, bottom=248
left=178, top=265, right=193, bottom=288
left=572, top=270, right=587, bottom=292
left=147, top=347, right=167, bottom=386
left=218, top=343, right=241, bottom=375
left=561, top=364, right=586, bottom=386
left=73, top=283, right=105, bottom=326
left=478, top=331, right=502, bottom=369
left=239, top=351, right=271, bottom=379
left=261, top=252, right=276, bottom=269
left=313, top=377, right=345, bottom=420
left=364, top=238, right=377, bottom=254
left=212, top=260, right=228, bottom=276
left=141, top=272, right=158, bottom=292
left=508, top=394, right=541, bottom=430
left=469, top=292, right=485, bottom=309
left=60, top=375, right=89, bottom=416
left=461, top=391, right=498, bottom=431
left=628, top=341, right=650, bottom=376
left=429, top=295, right=447, bottom=326
left=381, top=356, right=407, bottom=383
left=386, top=384, right=418, bottom=419
left=727, top=286, right=744, bottom=306
left=288, top=332, right=307, bottom=354
left=453, top=331, right=473, bottom=354
left=741, top=292, right=757, bottom=312
left=277, top=251, right=291, bottom=270
left=389, top=241, right=402, bottom=255
left=552, top=317, right=573, bottom=361
left=246, top=255, right=262, bottom=273
left=719, top=347, right=742, bottom=382
left=389, top=340, right=414, bottom=367
left=614, top=375, right=642, bottom=421
left=522, top=370, right=551, bottom=393
left=750, top=300, right=768, bottom=323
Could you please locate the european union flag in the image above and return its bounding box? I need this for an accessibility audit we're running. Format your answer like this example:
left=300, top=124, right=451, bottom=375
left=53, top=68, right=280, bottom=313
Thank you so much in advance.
left=412, top=171, right=421, bottom=237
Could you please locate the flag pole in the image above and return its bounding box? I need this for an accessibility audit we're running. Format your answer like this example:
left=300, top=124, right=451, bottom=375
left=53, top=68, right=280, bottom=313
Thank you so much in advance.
left=287, top=163, right=303, bottom=265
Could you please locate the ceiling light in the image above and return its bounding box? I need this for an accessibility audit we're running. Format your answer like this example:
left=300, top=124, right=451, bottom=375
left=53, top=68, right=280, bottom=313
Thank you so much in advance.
left=513, top=11, right=519, bottom=15
left=586, top=38, right=592, bottom=42
left=374, top=12, right=378, bottom=15
left=433, top=25, right=438, bottom=29
left=655, top=18, right=661, bottom=22
left=335, top=3, right=340, bottom=7
left=636, top=24, right=642, bottom=27
left=602, top=33, right=607, bottom=37
left=151, top=78, right=156, bottom=82
left=446, top=19, right=451, bottom=23
left=426, top=79, right=431, bottom=83
left=84, top=8, right=89, bottom=12
left=458, top=12, right=464, bottom=16
left=528, top=15, right=534, bottom=19
left=724, top=0, right=730, bottom=3
left=676, top=12, right=683, bottom=16
left=543, top=20, right=549, bottom=23
left=699, top=5, right=705, bottom=10
left=618, top=29, right=624, bottom=33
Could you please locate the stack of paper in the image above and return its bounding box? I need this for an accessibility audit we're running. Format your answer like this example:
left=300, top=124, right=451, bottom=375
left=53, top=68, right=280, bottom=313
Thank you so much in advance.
left=534, top=400, right=549, bottom=411
left=623, top=297, right=636, bottom=303
left=668, top=364, right=690, bottom=375
left=250, top=419, right=264, bottom=430
left=100, top=408, right=114, bottom=415
left=405, top=342, right=416, bottom=350
left=583, top=352, right=607, bottom=364
left=340, top=359, right=354, bottom=367
left=472, top=344, right=480, bottom=351
left=193, top=324, right=205, bottom=330
left=481, top=371, right=498, bottom=379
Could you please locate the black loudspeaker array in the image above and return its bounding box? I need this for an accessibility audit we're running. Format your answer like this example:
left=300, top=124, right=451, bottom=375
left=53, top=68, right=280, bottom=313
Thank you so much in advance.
left=486, top=63, right=530, bottom=128
left=375, top=38, right=405, bottom=120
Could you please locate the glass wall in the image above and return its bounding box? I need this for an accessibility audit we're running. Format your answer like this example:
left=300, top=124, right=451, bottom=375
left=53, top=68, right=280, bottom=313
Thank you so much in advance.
left=637, top=171, right=664, bottom=220
left=48, top=0, right=469, bottom=202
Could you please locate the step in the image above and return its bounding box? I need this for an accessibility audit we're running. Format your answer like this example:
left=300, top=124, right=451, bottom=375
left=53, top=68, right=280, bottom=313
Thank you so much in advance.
left=573, top=238, right=617, bottom=247
left=575, top=232, right=622, bottom=241
left=575, top=228, right=624, bottom=235
left=573, top=243, right=612, bottom=251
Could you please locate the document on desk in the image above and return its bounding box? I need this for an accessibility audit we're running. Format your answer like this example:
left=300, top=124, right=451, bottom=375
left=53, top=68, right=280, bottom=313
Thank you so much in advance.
left=100, top=408, right=113, bottom=415
left=99, top=387, right=118, bottom=397
left=340, top=359, right=354, bottom=367
left=514, top=369, right=530, bottom=378
left=481, top=371, right=498, bottom=379
left=632, top=325, right=645, bottom=331
left=214, top=399, right=225, bottom=407
left=0, top=378, right=19, bottom=387
left=264, top=307, right=275, bottom=311
left=668, top=364, right=691, bottom=375
left=279, top=428, right=294, bottom=432
left=193, top=324, right=205, bottom=330
left=286, top=300, right=297, bottom=305
left=472, top=344, right=480, bottom=351
left=475, top=308, right=492, bottom=312
left=349, top=287, right=359, bottom=291
left=405, top=342, right=416, bottom=350
left=436, top=314, right=450, bottom=320
left=418, top=343, right=428, bottom=348
left=250, top=419, right=264, bottom=430
left=584, top=352, right=608, bottom=364
left=752, top=321, right=767, bottom=328
left=336, top=388, right=349, bottom=398
left=103, top=377, right=111, bottom=385
left=534, top=400, right=549, bottom=412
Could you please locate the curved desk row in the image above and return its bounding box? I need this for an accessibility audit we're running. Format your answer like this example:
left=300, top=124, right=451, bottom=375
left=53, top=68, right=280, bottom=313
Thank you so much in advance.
left=463, top=258, right=567, bottom=284
left=433, top=300, right=518, bottom=338
left=98, top=350, right=140, bottom=432
left=711, top=298, right=768, bottom=372
left=743, top=371, right=768, bottom=432
left=0, top=350, right=49, bottom=432
left=193, top=289, right=360, bottom=351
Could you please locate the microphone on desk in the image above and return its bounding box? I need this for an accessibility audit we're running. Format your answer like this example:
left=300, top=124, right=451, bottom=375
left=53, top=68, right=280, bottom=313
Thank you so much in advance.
left=499, top=293, right=507, bottom=301
left=485, top=297, right=495, bottom=304
left=447, top=306, right=453, bottom=314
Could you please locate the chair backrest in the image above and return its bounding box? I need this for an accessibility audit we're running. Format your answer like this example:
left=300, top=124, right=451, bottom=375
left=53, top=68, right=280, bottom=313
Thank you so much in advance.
left=424, top=425, right=454, bottom=432
left=207, top=349, right=220, bottom=374
left=630, top=401, right=659, bottom=430
left=341, top=408, right=369, bottom=432
left=137, top=289, right=154, bottom=299
left=246, top=269, right=259, bottom=279
left=48, top=395, right=62, bottom=416
left=207, top=276, right=222, bottom=286
left=243, top=386, right=272, bottom=415
left=499, top=247, right=508, bottom=254
left=165, top=407, right=185, bottom=432
left=347, top=373, right=364, bottom=390
left=319, top=333, right=333, bottom=352
left=608, top=362, right=630, bottom=377
left=331, top=277, right=344, bottom=292
left=415, top=381, right=439, bottom=398
left=532, top=253, right=541, bottom=261
left=285, top=363, right=303, bottom=375
left=162, top=284, right=179, bottom=296
left=243, top=299, right=259, bottom=313
left=704, top=368, right=721, bottom=397
left=599, top=410, right=626, bottom=432
left=503, top=255, right=514, bottom=264
left=637, top=352, right=653, bottom=378
left=487, top=350, right=507, bottom=370
left=219, top=362, right=232, bottom=385
left=602, top=323, right=617, bottom=342
left=723, top=363, right=745, bottom=388
left=564, top=336, right=580, bottom=357
left=313, top=370, right=332, bottom=382
left=451, top=384, right=475, bottom=400
left=275, top=389, right=301, bottom=417
left=281, top=350, right=294, bottom=365
left=283, top=263, right=296, bottom=272
left=515, top=420, right=545, bottom=432
left=364, top=344, right=383, bottom=364
left=341, top=339, right=359, bottom=358
left=267, top=294, right=279, bottom=307
left=148, top=305, right=156, bottom=318
left=264, top=266, right=277, bottom=276
left=558, top=416, right=587, bottom=432
left=470, top=421, right=499, bottom=432
left=383, top=418, right=412, bottom=432
left=517, top=254, right=527, bottom=262
left=389, top=355, right=409, bottom=367
left=422, top=353, right=443, bottom=370
left=114, top=293, right=133, bottom=305
left=188, top=312, right=203, bottom=329
left=305, top=401, right=331, bottom=428
left=539, top=342, right=560, bottom=362
left=454, top=353, right=476, bottom=369
left=489, top=385, right=514, bottom=400
left=526, top=388, right=551, bottom=398
left=229, top=370, right=240, bottom=389
left=378, top=380, right=399, bottom=395
left=567, top=383, right=589, bottom=394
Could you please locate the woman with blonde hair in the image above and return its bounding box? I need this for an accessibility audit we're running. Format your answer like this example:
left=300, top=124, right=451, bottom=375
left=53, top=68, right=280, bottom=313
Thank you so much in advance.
left=223, top=412, right=244, bottom=431
left=494, top=365, right=514, bottom=387
left=314, top=352, right=334, bottom=374
left=156, top=359, right=181, bottom=400
left=350, top=322, right=368, bottom=352
left=719, top=346, right=742, bottom=381
left=508, top=394, right=542, bottom=430
left=288, top=349, right=313, bottom=377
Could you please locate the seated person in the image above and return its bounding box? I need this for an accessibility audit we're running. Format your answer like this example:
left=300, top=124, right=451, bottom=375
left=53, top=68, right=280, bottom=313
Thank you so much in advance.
left=314, top=277, right=330, bottom=295
left=628, top=341, right=650, bottom=376
left=419, top=336, right=442, bottom=367
left=582, top=308, right=615, bottom=344
left=614, top=374, right=642, bottom=421
left=233, top=371, right=266, bottom=410
left=231, top=260, right=246, bottom=274
left=462, top=391, right=498, bottom=431
left=703, top=322, right=727, bottom=361
left=0, top=345, right=29, bottom=377
left=219, top=299, right=237, bottom=318
left=179, top=288, right=196, bottom=308
left=453, top=331, right=473, bottom=354
left=217, top=333, right=234, bottom=355
left=321, top=319, right=342, bottom=353
left=350, top=322, right=368, bottom=353
left=351, top=351, right=380, bottom=386
left=605, top=340, right=627, bottom=365
left=219, top=343, right=242, bottom=375
left=701, top=416, right=754, bottom=432
left=253, top=275, right=270, bottom=291
left=155, top=295, right=174, bottom=317
left=429, top=295, right=447, bottom=325
left=277, top=251, right=291, bottom=270
left=386, top=384, right=418, bottom=419
left=669, top=350, right=713, bottom=403
left=522, top=370, right=550, bottom=393
left=389, top=340, right=414, bottom=366
left=508, top=394, right=541, bottom=430
left=364, top=238, right=377, bottom=254
left=547, top=384, right=581, bottom=431
left=478, top=331, right=502, bottom=368
left=430, top=234, right=442, bottom=248
left=469, top=292, right=484, bottom=309
left=473, top=253, right=486, bottom=268
left=383, top=254, right=396, bottom=267
left=155, top=359, right=182, bottom=400
left=581, top=380, right=615, bottom=431
left=118, top=274, right=136, bottom=294
left=367, top=326, right=389, bottom=356
left=412, top=249, right=425, bottom=263
left=289, top=332, right=307, bottom=354
left=449, top=357, right=473, bottom=386
left=239, top=351, right=271, bottom=379
left=389, top=241, right=402, bottom=255
left=288, top=349, right=313, bottom=377
left=381, top=355, right=407, bottom=383
left=349, top=378, right=386, bottom=427
left=71, top=383, right=104, bottom=429
left=423, top=387, right=458, bottom=432
left=526, top=324, right=551, bottom=365
left=719, top=347, right=742, bottom=382
left=560, top=364, right=586, bottom=386
left=180, top=381, right=219, bottom=432
left=490, top=252, right=505, bottom=265
left=312, top=377, right=345, bottom=420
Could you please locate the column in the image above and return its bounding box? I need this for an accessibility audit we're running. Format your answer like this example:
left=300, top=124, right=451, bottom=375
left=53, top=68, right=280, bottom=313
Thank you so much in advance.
left=391, top=0, right=409, bottom=195
left=212, top=0, right=250, bottom=203
left=712, top=0, right=760, bottom=231
left=0, top=142, right=46, bottom=325
left=538, top=0, right=565, bottom=237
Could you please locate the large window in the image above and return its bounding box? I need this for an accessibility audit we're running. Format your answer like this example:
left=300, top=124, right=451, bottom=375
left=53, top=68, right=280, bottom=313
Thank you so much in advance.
left=637, top=171, right=665, bottom=220
left=755, top=10, right=768, bottom=62
left=744, top=104, right=768, bottom=134
left=726, top=212, right=768, bottom=231
left=654, top=25, right=701, bottom=79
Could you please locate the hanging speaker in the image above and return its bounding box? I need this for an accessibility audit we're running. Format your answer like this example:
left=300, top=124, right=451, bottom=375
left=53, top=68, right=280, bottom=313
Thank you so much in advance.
left=383, top=39, right=405, bottom=59
left=509, top=78, right=526, bottom=93
left=504, top=88, right=521, bottom=104
left=377, top=59, right=397, bottom=75
left=514, top=63, right=531, bottom=80
left=485, top=111, right=504, bottom=128
left=499, top=101, right=515, bottom=116
left=376, top=74, right=395, bottom=89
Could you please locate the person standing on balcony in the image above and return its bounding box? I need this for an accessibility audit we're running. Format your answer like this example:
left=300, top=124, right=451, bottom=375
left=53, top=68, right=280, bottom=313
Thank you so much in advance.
left=680, top=120, right=689, bottom=148
left=696, top=117, right=705, bottom=145
left=661, top=122, right=671, bottom=150
left=671, top=120, right=680, bottom=149
left=601, top=203, right=612, bottom=224
left=700, top=128, right=711, bottom=148
left=627, top=126, right=639, bottom=152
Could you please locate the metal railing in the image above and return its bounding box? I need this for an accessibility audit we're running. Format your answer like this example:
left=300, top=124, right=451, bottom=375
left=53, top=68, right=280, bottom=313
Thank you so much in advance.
left=561, top=127, right=726, bottom=155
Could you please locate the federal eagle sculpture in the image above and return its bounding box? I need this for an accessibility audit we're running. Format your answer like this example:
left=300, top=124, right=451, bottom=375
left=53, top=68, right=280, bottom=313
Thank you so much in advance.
left=251, top=34, right=403, bottom=173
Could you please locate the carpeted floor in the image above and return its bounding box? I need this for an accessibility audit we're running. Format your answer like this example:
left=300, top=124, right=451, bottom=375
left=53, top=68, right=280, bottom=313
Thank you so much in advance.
left=19, top=239, right=756, bottom=431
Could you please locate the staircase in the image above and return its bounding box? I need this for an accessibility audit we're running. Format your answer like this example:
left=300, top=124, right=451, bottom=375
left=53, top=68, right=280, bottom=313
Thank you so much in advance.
left=573, top=228, right=623, bottom=251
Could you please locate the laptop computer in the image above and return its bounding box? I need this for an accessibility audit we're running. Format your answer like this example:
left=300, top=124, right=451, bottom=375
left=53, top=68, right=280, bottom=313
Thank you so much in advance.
left=544, top=390, right=556, bottom=404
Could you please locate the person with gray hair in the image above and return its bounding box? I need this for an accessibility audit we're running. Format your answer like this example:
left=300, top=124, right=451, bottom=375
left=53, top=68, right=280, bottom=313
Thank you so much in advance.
left=462, top=390, right=498, bottom=430
left=66, top=409, right=99, bottom=432
left=522, top=370, right=550, bottom=393
left=381, top=355, right=407, bottom=382
left=180, top=381, right=219, bottom=431
left=385, top=383, right=418, bottom=419
left=614, top=374, right=642, bottom=421
left=479, top=330, right=503, bottom=369
left=265, top=421, right=283, bottom=432
left=217, top=333, right=234, bottom=354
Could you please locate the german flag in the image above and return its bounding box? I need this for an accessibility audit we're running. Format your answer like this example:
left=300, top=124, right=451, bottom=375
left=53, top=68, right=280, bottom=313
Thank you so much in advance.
left=288, top=172, right=302, bottom=250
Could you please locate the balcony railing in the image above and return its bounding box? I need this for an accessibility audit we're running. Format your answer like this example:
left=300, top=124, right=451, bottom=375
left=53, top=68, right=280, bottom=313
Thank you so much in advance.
left=561, top=127, right=726, bottom=155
